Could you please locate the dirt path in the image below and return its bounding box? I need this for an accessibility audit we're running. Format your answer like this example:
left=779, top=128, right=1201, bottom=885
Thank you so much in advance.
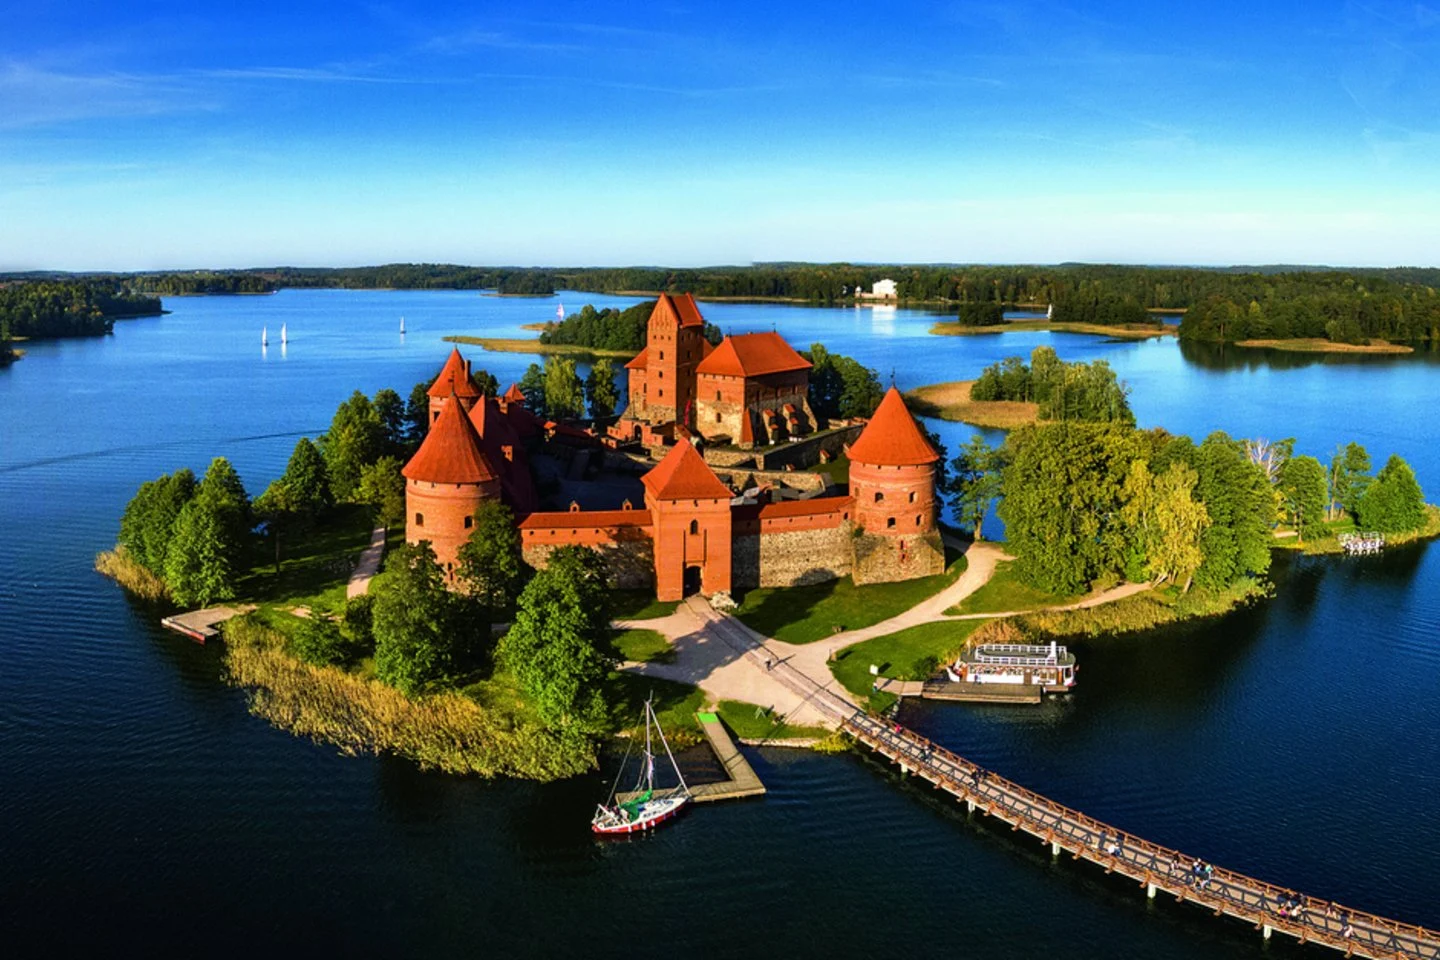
left=346, top=526, right=388, bottom=599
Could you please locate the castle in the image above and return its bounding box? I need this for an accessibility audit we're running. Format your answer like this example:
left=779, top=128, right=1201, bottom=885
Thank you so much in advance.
left=402, top=296, right=945, bottom=601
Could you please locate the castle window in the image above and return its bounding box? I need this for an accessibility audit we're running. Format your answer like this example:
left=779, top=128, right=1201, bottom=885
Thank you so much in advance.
left=874, top=491, right=884, bottom=503
left=715, top=412, right=722, bottom=423
left=716, top=390, right=721, bottom=400
left=415, top=512, right=425, bottom=527
left=887, top=517, right=896, bottom=529
left=658, top=370, right=663, bottom=378
left=909, top=491, right=916, bottom=503
left=689, top=519, right=699, bottom=535
left=464, top=516, right=473, bottom=529
left=659, top=350, right=664, bottom=360
left=659, top=389, right=664, bottom=397
left=915, top=515, right=922, bottom=526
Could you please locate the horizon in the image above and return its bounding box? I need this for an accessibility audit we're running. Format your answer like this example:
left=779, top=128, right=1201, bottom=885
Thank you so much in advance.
left=4, top=1, right=1439, bottom=271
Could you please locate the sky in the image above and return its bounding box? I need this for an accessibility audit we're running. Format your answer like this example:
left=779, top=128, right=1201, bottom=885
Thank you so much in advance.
left=2, top=0, right=1438, bottom=270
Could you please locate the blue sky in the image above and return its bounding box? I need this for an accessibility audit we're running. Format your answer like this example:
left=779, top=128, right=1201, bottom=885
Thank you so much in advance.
left=2, top=1, right=1438, bottom=270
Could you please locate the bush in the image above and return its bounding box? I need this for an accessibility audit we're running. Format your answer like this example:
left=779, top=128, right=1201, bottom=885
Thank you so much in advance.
left=292, top=617, right=355, bottom=666
left=343, top=594, right=376, bottom=654
left=957, top=302, right=1004, bottom=326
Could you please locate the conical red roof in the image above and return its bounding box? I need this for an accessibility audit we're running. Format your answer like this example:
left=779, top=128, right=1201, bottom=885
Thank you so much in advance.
left=642, top=438, right=733, bottom=501
left=403, top=391, right=498, bottom=483
left=846, top=387, right=939, bottom=466
left=427, top=348, right=484, bottom=399
left=502, top=383, right=526, bottom=404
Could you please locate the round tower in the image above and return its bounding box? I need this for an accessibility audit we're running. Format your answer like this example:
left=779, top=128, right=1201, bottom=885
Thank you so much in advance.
left=845, top=387, right=944, bottom=583
left=402, top=390, right=501, bottom=580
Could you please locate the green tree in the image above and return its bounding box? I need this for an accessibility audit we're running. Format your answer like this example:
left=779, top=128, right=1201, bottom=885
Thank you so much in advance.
left=518, top=363, right=547, bottom=412
left=947, top=435, right=1005, bottom=540
left=163, top=491, right=241, bottom=607
left=456, top=501, right=525, bottom=616
left=543, top=357, right=584, bottom=420
left=372, top=542, right=487, bottom=694
left=373, top=388, right=407, bottom=456
left=1278, top=455, right=1328, bottom=541
left=1358, top=454, right=1427, bottom=533
left=405, top=381, right=431, bottom=446
left=119, top=468, right=197, bottom=573
left=1148, top=462, right=1210, bottom=590
left=355, top=456, right=406, bottom=527
left=282, top=437, right=332, bottom=517
left=585, top=358, right=620, bottom=419
left=498, top=547, right=614, bottom=730
left=292, top=617, right=356, bottom=667
left=804, top=344, right=884, bottom=420
left=1328, top=442, right=1372, bottom=520
left=321, top=391, right=386, bottom=501
left=1192, top=433, right=1276, bottom=589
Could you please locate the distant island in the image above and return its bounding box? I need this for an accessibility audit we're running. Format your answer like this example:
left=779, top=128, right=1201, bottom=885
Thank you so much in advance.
left=0, top=279, right=162, bottom=344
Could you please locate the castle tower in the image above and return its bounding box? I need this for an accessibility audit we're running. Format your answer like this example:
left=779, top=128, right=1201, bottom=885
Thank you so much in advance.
left=625, top=293, right=709, bottom=427
left=403, top=389, right=501, bottom=579
left=427, top=347, right=485, bottom=423
left=641, top=438, right=734, bottom=601
left=846, top=387, right=945, bottom=583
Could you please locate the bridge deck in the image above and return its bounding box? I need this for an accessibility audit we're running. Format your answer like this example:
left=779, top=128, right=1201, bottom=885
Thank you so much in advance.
left=687, top=603, right=1440, bottom=960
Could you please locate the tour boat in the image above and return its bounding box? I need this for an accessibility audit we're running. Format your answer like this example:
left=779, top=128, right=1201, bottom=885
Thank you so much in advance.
left=948, top=640, right=1076, bottom=692
left=592, top=698, right=690, bottom=835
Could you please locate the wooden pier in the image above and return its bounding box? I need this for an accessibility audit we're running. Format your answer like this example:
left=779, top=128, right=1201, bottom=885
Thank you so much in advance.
left=619, top=711, right=766, bottom=805
left=160, top=605, right=253, bottom=643
left=920, top=679, right=1042, bottom=703
left=687, top=605, right=1440, bottom=959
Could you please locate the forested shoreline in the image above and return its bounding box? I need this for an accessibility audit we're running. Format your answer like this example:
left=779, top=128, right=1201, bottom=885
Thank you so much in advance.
left=0, top=280, right=162, bottom=341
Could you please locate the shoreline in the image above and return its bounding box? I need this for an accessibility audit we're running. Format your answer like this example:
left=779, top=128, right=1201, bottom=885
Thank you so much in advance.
left=931, top=320, right=1176, bottom=340
left=441, top=335, right=636, bottom=360
left=905, top=380, right=1039, bottom=430
left=1232, top=337, right=1414, bottom=355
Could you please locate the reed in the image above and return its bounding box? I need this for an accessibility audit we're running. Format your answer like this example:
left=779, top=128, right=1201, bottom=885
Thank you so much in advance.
left=221, top=616, right=597, bottom=781
left=94, top=546, right=171, bottom=603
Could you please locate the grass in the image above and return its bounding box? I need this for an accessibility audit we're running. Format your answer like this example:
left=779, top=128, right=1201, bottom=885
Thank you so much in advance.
left=603, top=671, right=706, bottom=748
left=94, top=546, right=172, bottom=603
left=806, top=451, right=851, bottom=487
left=610, top=590, right=681, bottom=621
left=1289, top=504, right=1440, bottom=555
left=234, top=504, right=379, bottom=631
left=713, top=699, right=831, bottom=741
left=613, top=628, right=673, bottom=664
left=931, top=320, right=1175, bottom=340
left=905, top=380, right=1039, bottom=430
left=734, top=548, right=967, bottom=644
left=830, top=620, right=985, bottom=711
left=442, top=335, right=635, bottom=360
left=1235, top=338, right=1413, bottom=355
left=945, top=560, right=1080, bottom=615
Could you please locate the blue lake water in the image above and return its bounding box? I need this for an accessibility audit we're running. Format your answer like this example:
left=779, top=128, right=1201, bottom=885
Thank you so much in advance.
left=2, top=289, right=1438, bottom=957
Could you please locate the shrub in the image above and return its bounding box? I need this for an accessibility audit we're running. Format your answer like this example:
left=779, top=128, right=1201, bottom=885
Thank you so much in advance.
left=292, top=617, right=355, bottom=667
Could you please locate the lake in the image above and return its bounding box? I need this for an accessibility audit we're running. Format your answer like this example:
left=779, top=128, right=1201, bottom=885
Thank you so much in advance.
left=2, top=289, right=1437, bottom=958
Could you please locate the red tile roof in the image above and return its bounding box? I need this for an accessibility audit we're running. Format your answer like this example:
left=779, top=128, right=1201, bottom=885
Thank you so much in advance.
left=502, top=383, right=525, bottom=404
left=402, top=391, right=498, bottom=483
left=653, top=292, right=706, bottom=329
left=518, top=509, right=653, bottom=530
left=757, top=496, right=854, bottom=520
left=846, top=387, right=940, bottom=466
left=641, top=438, right=734, bottom=501
left=695, top=332, right=812, bottom=378
left=427, top=348, right=484, bottom=399
left=624, top=345, right=650, bottom=370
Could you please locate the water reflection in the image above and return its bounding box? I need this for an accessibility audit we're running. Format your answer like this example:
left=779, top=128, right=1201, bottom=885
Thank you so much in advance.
left=1177, top=338, right=1440, bottom=372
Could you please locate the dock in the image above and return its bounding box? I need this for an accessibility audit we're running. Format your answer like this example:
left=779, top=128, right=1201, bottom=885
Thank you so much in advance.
left=874, top=677, right=1043, bottom=703
left=160, top=605, right=253, bottom=643
left=619, top=711, right=766, bottom=805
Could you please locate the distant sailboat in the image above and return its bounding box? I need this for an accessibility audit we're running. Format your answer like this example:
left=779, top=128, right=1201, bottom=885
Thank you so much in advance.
left=556, top=303, right=565, bottom=322
left=280, top=322, right=288, bottom=345
left=262, top=325, right=268, bottom=347
left=1046, top=303, right=1054, bottom=320
left=400, top=316, right=406, bottom=335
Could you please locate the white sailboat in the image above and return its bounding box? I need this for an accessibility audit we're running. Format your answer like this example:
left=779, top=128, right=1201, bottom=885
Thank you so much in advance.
left=262, top=325, right=268, bottom=347
left=592, top=698, right=690, bottom=835
left=1046, top=302, right=1054, bottom=320
left=556, top=303, right=565, bottom=322
left=280, top=322, right=288, bottom=345
left=399, top=316, right=406, bottom=335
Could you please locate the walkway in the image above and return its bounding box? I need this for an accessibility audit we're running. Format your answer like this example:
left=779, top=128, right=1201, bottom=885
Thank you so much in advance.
left=686, top=600, right=1440, bottom=960
left=346, top=526, right=388, bottom=599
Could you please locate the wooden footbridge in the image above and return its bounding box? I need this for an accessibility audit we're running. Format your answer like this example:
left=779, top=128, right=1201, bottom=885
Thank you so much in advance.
left=688, top=602, right=1440, bottom=960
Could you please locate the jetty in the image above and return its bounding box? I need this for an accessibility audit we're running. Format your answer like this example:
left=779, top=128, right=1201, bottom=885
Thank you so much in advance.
left=687, top=603, right=1440, bottom=960
left=619, top=711, right=766, bottom=805
left=160, top=604, right=253, bottom=643
left=875, top=676, right=1042, bottom=704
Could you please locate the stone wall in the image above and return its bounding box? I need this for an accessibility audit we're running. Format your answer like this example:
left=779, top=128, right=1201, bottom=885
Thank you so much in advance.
left=755, top=423, right=865, bottom=471
left=523, top=536, right=654, bottom=590
left=711, top=467, right=827, bottom=494
left=851, top=529, right=945, bottom=585
left=700, top=447, right=756, bottom=468
left=756, top=521, right=853, bottom=588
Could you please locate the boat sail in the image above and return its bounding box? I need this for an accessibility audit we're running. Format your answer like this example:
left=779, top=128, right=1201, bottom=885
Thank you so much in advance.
left=280, top=322, right=287, bottom=345
left=556, top=303, right=565, bottom=322
left=261, top=325, right=268, bottom=347
left=399, top=316, right=406, bottom=334
left=592, top=698, right=690, bottom=835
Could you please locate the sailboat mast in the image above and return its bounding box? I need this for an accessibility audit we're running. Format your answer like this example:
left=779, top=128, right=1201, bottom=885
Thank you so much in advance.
left=645, top=699, right=655, bottom=791
left=653, top=701, right=690, bottom=795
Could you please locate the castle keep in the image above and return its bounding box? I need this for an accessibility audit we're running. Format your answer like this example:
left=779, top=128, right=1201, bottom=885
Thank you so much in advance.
left=403, top=298, right=944, bottom=601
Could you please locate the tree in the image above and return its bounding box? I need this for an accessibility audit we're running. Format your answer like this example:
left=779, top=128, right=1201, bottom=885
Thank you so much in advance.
left=372, top=542, right=487, bottom=694
left=1358, top=454, right=1427, bottom=533
left=1147, top=462, right=1210, bottom=590
left=471, top=368, right=500, bottom=397
left=163, top=491, right=241, bottom=607
left=518, top=363, right=546, bottom=412
left=282, top=437, right=332, bottom=517
left=543, top=357, right=584, bottom=420
left=456, top=501, right=525, bottom=616
left=292, top=617, right=356, bottom=667
left=355, top=456, right=406, bottom=527
left=1192, top=432, right=1276, bottom=589
left=585, top=358, right=620, bottom=419
left=1328, top=442, right=1372, bottom=520
left=1278, top=455, right=1328, bottom=541
left=119, top=468, right=196, bottom=573
left=320, top=391, right=386, bottom=501
left=373, top=388, right=407, bottom=456
left=805, top=344, right=884, bottom=420
left=947, top=435, right=1004, bottom=540
left=1243, top=437, right=1294, bottom=486
left=498, top=547, right=614, bottom=730
left=405, top=381, right=431, bottom=446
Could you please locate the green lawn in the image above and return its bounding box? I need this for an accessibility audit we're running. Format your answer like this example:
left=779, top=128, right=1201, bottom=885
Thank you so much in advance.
left=714, top=699, right=830, bottom=741
left=611, top=590, right=682, bottom=621
left=603, top=672, right=707, bottom=746
left=612, top=628, right=673, bottom=664
left=734, top=548, right=967, bottom=644
left=830, top=620, right=984, bottom=710
left=945, top=559, right=1078, bottom=616
left=805, top=451, right=850, bottom=488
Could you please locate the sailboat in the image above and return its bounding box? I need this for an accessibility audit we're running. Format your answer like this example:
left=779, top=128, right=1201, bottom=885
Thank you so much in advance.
left=592, top=698, right=690, bottom=835
left=262, top=325, right=268, bottom=347
left=556, top=303, right=565, bottom=322
left=399, top=316, right=406, bottom=335
left=1046, top=302, right=1054, bottom=320
left=280, top=322, right=288, bottom=345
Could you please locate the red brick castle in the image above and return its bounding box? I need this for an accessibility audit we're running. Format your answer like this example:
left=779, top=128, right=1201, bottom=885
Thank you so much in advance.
left=403, top=298, right=945, bottom=601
